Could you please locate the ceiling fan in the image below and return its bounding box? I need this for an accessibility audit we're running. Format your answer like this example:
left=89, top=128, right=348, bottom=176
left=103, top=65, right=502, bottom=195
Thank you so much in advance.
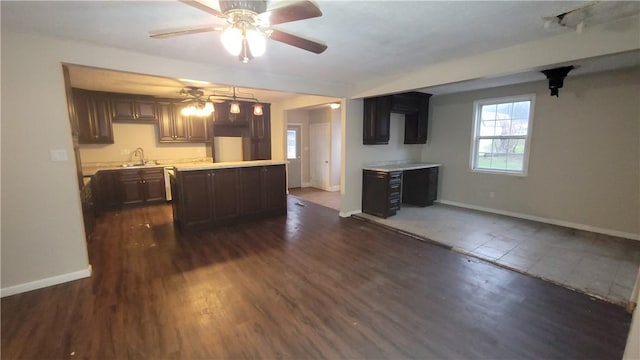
left=150, top=0, right=327, bottom=63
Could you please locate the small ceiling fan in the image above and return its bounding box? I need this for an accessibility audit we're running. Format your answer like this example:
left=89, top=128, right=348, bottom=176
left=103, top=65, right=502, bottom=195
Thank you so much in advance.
left=150, top=0, right=327, bottom=63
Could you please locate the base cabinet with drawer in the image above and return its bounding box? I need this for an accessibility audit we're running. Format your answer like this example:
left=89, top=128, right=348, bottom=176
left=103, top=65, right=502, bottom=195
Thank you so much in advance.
left=362, top=170, right=402, bottom=218
left=362, top=165, right=440, bottom=219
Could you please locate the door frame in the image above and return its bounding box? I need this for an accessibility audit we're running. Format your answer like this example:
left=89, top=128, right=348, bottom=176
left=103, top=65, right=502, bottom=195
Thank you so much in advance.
left=287, top=123, right=303, bottom=189
left=310, top=122, right=331, bottom=191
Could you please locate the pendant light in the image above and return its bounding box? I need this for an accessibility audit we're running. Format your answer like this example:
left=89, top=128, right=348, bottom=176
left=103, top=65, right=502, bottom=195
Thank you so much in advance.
left=229, top=87, right=241, bottom=114
left=229, top=101, right=241, bottom=114
left=253, top=103, right=263, bottom=116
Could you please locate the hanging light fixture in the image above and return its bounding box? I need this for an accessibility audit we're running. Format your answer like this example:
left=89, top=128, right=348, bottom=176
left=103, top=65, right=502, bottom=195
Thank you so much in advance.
left=229, top=101, right=241, bottom=114
left=253, top=103, right=263, bottom=116
left=229, top=87, right=241, bottom=114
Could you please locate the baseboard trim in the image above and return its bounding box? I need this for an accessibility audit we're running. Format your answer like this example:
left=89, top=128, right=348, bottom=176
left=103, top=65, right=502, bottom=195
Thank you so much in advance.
left=301, top=182, right=312, bottom=188
left=436, top=199, right=640, bottom=241
left=330, top=185, right=341, bottom=192
left=339, top=210, right=361, bottom=218
left=1, top=265, right=92, bottom=298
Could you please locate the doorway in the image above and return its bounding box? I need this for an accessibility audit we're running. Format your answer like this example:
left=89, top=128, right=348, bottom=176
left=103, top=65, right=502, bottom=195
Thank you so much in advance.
left=310, top=123, right=330, bottom=191
left=287, top=124, right=302, bottom=188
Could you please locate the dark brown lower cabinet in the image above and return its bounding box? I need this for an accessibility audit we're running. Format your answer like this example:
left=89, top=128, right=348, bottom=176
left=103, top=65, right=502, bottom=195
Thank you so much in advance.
left=173, top=164, right=286, bottom=231
left=93, top=168, right=166, bottom=213
left=80, top=179, right=96, bottom=241
left=362, top=170, right=402, bottom=218
left=94, top=170, right=120, bottom=214
left=362, top=166, right=439, bottom=218
left=119, top=168, right=166, bottom=205
left=402, top=167, right=439, bottom=206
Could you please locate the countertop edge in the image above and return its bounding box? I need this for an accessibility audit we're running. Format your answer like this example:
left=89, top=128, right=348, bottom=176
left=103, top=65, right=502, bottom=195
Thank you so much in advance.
left=83, top=161, right=288, bottom=176
left=363, top=163, right=442, bottom=172
left=173, top=161, right=288, bottom=171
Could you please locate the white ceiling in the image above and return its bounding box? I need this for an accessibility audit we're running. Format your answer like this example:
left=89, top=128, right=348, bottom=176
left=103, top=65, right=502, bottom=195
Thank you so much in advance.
left=2, top=1, right=640, bottom=99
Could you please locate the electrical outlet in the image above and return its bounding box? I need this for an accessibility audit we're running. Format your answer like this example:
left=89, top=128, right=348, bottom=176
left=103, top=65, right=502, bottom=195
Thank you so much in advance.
left=120, top=149, right=130, bottom=155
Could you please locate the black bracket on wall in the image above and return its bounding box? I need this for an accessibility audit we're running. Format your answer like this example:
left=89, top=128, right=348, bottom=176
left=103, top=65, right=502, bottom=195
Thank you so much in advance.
left=541, top=66, right=575, bottom=97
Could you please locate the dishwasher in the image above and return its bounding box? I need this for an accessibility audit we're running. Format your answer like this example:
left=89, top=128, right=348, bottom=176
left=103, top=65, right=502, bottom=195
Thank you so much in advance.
left=163, top=167, right=175, bottom=201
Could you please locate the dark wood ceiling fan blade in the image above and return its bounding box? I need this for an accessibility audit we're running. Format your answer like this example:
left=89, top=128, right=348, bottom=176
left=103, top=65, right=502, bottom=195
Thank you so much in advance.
left=179, top=0, right=227, bottom=18
left=269, top=29, right=327, bottom=54
left=266, top=0, right=322, bottom=25
left=149, top=25, right=221, bottom=39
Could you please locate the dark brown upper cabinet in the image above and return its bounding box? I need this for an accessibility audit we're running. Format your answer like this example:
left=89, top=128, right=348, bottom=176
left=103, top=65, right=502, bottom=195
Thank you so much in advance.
left=157, top=101, right=210, bottom=143
left=363, top=96, right=392, bottom=145
left=402, top=93, right=431, bottom=144
left=244, top=103, right=271, bottom=160
left=363, top=92, right=431, bottom=145
left=158, top=101, right=188, bottom=142
left=73, top=88, right=114, bottom=144
left=112, top=96, right=158, bottom=123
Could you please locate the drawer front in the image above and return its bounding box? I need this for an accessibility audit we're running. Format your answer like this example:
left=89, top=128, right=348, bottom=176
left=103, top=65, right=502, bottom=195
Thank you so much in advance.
left=389, top=171, right=402, bottom=181
left=389, top=197, right=401, bottom=210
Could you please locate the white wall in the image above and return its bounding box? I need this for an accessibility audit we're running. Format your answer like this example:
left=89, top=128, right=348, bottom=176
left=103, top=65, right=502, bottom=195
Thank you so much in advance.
left=2, top=34, right=92, bottom=292
left=79, top=123, right=208, bottom=164
left=423, top=68, right=640, bottom=238
left=340, top=100, right=425, bottom=216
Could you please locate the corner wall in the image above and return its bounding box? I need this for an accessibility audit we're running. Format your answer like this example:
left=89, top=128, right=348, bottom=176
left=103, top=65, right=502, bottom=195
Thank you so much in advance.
left=423, top=68, right=640, bottom=238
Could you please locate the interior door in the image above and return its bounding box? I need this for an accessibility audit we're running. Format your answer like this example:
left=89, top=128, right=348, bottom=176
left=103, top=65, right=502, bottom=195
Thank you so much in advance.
left=310, top=123, right=330, bottom=191
left=287, top=124, right=302, bottom=188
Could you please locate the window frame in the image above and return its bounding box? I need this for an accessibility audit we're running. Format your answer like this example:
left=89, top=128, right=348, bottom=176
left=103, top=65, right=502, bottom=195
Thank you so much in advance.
left=469, top=94, right=536, bottom=176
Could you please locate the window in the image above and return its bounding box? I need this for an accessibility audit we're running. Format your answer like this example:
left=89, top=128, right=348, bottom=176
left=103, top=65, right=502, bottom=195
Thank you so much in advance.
left=471, top=95, right=535, bottom=175
left=287, top=129, right=297, bottom=159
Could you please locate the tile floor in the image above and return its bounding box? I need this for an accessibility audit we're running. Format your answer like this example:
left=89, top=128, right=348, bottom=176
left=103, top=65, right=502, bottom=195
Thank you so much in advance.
left=356, top=203, right=640, bottom=305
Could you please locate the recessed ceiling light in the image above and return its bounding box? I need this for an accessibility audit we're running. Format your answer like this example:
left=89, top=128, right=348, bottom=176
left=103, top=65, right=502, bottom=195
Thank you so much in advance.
left=330, top=103, right=340, bottom=109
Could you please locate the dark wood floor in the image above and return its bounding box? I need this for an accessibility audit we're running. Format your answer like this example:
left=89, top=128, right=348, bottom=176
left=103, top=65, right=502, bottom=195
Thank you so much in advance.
left=1, top=197, right=632, bottom=359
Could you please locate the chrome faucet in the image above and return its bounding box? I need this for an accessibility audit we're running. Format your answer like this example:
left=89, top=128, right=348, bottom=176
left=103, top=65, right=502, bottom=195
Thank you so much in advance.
left=132, top=147, right=145, bottom=165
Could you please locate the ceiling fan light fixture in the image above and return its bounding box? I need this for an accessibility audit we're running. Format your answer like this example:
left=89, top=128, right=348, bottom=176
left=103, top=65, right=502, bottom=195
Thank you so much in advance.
left=182, top=101, right=215, bottom=117
left=221, top=26, right=242, bottom=56
left=246, top=28, right=266, bottom=57
left=253, top=103, right=263, bottom=116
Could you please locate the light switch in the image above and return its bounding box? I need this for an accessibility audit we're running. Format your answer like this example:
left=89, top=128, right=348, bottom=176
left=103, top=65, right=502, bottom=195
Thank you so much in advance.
left=50, top=149, right=68, bottom=162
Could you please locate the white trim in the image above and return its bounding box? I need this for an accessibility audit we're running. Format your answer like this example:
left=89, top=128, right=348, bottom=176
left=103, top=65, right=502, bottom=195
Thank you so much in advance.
left=1, top=266, right=92, bottom=298
left=301, top=182, right=312, bottom=187
left=436, top=200, right=640, bottom=241
left=339, top=210, right=361, bottom=218
left=330, top=185, right=341, bottom=192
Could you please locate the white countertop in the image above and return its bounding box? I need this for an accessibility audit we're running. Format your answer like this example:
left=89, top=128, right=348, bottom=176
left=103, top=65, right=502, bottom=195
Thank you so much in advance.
left=363, top=162, right=441, bottom=172
left=82, top=164, right=167, bottom=176
left=82, top=160, right=287, bottom=175
left=173, top=160, right=288, bottom=171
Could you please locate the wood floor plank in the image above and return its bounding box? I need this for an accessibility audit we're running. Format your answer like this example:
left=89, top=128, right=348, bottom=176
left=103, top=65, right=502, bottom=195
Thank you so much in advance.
left=1, top=197, right=632, bottom=359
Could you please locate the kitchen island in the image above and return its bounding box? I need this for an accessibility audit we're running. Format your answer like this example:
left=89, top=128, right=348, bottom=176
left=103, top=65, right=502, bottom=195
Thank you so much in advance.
left=171, top=160, right=288, bottom=231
